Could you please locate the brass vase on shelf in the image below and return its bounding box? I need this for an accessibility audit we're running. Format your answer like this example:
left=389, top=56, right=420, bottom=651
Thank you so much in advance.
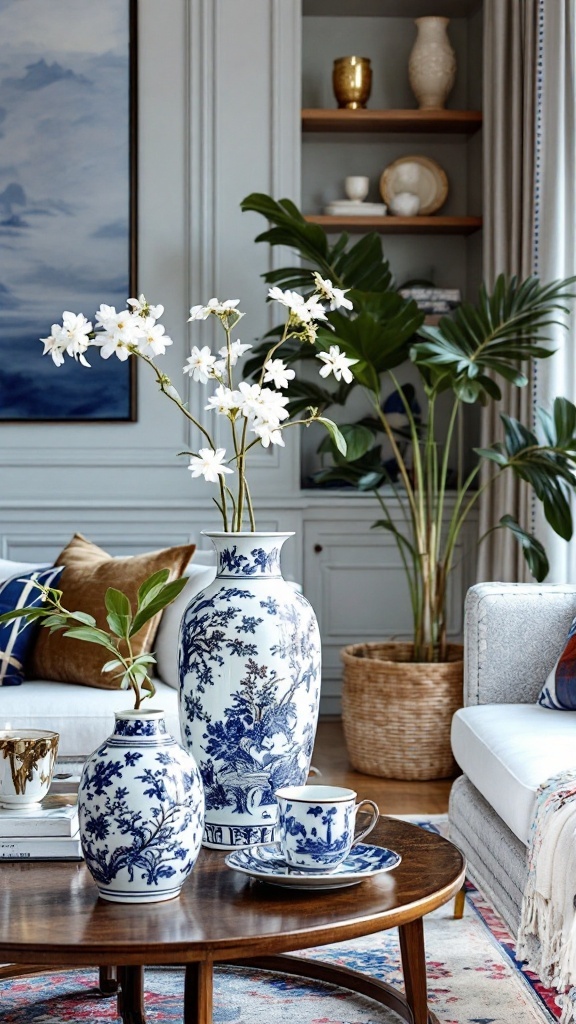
left=332, top=56, right=372, bottom=110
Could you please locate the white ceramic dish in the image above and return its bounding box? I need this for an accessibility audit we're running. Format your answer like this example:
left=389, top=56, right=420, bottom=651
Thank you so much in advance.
left=379, top=155, right=448, bottom=215
left=325, top=201, right=387, bottom=217
left=225, top=841, right=401, bottom=890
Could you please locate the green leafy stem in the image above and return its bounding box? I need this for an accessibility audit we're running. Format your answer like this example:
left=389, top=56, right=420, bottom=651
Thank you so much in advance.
left=0, top=569, right=189, bottom=709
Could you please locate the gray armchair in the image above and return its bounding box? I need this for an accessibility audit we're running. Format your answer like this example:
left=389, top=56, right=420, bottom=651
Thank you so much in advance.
left=449, top=582, right=576, bottom=934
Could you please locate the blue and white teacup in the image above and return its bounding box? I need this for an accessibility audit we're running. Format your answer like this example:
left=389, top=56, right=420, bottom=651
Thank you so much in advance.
left=275, top=784, right=379, bottom=872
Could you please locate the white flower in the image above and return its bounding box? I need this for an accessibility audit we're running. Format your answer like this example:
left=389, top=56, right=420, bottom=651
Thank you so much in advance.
left=255, top=387, right=290, bottom=426
left=312, top=272, right=353, bottom=311
left=137, top=318, right=173, bottom=358
left=188, top=304, right=211, bottom=322
left=304, top=295, right=328, bottom=321
left=316, top=345, right=358, bottom=384
left=127, top=294, right=164, bottom=320
left=266, top=287, right=310, bottom=324
left=188, top=298, right=241, bottom=321
left=237, top=381, right=263, bottom=420
left=44, top=312, right=93, bottom=366
left=94, top=305, right=143, bottom=358
left=263, top=358, right=295, bottom=390
left=218, top=339, right=252, bottom=366
left=252, top=422, right=285, bottom=448
left=183, top=345, right=219, bottom=383
left=268, top=286, right=327, bottom=325
left=188, top=447, right=233, bottom=483
left=205, top=385, right=241, bottom=416
left=40, top=333, right=66, bottom=366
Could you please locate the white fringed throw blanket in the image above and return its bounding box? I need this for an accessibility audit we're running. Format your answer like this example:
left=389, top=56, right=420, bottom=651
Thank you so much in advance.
left=518, top=768, right=576, bottom=1023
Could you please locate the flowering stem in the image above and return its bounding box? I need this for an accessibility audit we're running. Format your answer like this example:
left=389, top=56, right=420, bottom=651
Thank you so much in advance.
left=135, top=349, right=215, bottom=448
left=235, top=418, right=249, bottom=531
left=244, top=478, right=256, bottom=531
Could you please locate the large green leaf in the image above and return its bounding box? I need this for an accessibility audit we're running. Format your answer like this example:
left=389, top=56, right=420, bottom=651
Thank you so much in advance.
left=499, top=515, right=549, bottom=581
left=130, top=576, right=189, bottom=636
left=316, top=417, right=347, bottom=456
left=479, top=402, right=576, bottom=544
left=137, top=569, right=172, bottom=609
left=412, top=273, right=576, bottom=403
left=317, top=423, right=375, bottom=462
left=241, top=193, right=395, bottom=293
left=105, top=587, right=132, bottom=639
left=61, top=627, right=119, bottom=653
left=321, top=299, right=421, bottom=382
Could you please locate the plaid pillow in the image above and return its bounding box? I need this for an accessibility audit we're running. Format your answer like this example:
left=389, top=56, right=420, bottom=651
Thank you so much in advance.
left=0, top=566, right=63, bottom=686
left=538, top=615, right=576, bottom=710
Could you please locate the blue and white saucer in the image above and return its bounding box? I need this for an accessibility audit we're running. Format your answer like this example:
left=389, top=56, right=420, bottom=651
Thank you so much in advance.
left=225, top=842, right=401, bottom=890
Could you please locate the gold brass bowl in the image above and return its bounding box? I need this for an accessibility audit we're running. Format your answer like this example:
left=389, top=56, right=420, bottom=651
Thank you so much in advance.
left=332, top=56, right=372, bottom=110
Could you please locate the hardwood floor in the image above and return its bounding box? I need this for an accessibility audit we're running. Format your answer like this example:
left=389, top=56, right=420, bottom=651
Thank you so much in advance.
left=311, top=719, right=453, bottom=816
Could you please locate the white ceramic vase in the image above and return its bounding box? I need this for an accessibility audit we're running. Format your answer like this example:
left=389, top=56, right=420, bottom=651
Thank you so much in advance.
left=78, top=709, right=204, bottom=903
left=408, top=17, right=456, bottom=111
left=178, top=532, right=322, bottom=849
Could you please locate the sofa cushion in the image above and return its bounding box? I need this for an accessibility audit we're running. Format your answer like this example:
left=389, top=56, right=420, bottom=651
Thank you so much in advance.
left=155, top=561, right=216, bottom=689
left=0, top=559, right=48, bottom=581
left=0, top=679, right=180, bottom=758
left=31, top=534, right=195, bottom=690
left=0, top=566, right=63, bottom=686
left=452, top=704, right=576, bottom=843
left=538, top=614, right=576, bottom=710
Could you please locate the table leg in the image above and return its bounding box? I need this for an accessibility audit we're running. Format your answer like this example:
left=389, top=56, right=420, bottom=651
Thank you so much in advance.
left=117, top=965, right=146, bottom=1024
left=398, top=917, right=429, bottom=1024
left=184, top=961, right=213, bottom=1024
left=98, top=965, right=118, bottom=994
left=453, top=885, right=466, bottom=919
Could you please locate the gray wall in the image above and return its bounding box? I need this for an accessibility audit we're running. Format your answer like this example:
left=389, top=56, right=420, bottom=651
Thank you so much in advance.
left=0, top=0, right=303, bottom=564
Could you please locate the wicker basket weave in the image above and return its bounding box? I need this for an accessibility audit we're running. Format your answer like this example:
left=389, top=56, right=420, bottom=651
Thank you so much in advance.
left=341, top=641, right=463, bottom=780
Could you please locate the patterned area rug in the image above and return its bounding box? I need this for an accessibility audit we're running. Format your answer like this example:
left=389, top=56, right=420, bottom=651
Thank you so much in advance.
left=0, top=825, right=561, bottom=1024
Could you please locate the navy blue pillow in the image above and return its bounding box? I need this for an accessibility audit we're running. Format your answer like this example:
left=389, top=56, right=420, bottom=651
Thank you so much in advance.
left=0, top=567, right=64, bottom=686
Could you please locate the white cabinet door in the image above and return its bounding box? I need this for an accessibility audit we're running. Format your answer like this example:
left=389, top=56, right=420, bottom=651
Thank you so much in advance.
left=304, top=511, right=475, bottom=715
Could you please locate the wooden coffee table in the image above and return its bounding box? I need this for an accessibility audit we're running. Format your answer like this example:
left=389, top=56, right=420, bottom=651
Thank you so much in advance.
left=0, top=816, right=464, bottom=1024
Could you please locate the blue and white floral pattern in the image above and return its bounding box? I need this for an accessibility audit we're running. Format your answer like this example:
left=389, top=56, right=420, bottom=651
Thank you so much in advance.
left=218, top=544, right=282, bottom=577
left=225, top=842, right=402, bottom=889
left=278, top=801, right=355, bottom=869
left=178, top=533, right=321, bottom=849
left=78, top=710, right=204, bottom=903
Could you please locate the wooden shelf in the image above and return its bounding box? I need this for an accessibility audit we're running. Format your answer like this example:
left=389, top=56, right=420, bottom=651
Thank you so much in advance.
left=302, top=108, right=483, bottom=134
left=305, top=215, right=483, bottom=235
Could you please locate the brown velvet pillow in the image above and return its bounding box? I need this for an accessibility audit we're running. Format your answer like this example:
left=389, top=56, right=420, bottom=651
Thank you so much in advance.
left=31, top=533, right=195, bottom=689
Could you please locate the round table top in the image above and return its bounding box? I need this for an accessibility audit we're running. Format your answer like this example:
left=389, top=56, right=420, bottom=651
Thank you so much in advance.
left=0, top=817, right=465, bottom=966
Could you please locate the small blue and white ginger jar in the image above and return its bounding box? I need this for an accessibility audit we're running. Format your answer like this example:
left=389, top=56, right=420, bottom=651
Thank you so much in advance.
left=78, top=709, right=204, bottom=903
left=179, top=532, right=322, bottom=849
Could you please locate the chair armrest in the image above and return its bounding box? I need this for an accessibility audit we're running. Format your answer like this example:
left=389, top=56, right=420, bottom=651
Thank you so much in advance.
left=464, top=582, right=576, bottom=706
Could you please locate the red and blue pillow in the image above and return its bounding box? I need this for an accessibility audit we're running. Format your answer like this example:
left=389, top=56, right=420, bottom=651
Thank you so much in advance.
left=538, top=615, right=576, bottom=710
left=0, top=566, right=63, bottom=686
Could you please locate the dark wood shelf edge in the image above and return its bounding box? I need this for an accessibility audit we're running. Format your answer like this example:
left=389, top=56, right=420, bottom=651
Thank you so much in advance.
left=305, top=215, right=483, bottom=235
left=302, top=108, right=483, bottom=134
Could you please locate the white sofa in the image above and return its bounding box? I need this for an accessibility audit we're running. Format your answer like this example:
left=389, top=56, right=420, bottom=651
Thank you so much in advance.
left=0, top=556, right=217, bottom=758
left=449, top=582, right=576, bottom=934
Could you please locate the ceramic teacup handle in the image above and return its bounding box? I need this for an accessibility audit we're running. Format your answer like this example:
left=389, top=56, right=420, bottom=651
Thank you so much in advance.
left=352, top=799, right=380, bottom=847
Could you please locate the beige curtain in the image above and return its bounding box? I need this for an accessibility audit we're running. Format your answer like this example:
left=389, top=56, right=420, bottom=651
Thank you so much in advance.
left=476, top=0, right=538, bottom=583
left=531, top=0, right=576, bottom=583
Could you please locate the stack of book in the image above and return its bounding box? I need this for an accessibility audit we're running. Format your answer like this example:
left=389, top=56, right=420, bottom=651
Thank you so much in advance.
left=0, top=793, right=82, bottom=860
left=399, top=286, right=462, bottom=315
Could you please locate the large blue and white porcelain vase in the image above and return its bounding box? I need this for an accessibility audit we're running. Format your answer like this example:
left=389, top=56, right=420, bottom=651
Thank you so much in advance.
left=179, top=532, right=321, bottom=849
left=78, top=709, right=204, bottom=903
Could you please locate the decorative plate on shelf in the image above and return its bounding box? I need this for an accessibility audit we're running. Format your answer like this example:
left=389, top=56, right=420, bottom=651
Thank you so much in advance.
left=379, top=155, right=448, bottom=215
left=225, top=841, right=401, bottom=890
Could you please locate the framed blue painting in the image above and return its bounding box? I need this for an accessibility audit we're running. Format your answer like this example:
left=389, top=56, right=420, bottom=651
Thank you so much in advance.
left=0, top=0, right=137, bottom=421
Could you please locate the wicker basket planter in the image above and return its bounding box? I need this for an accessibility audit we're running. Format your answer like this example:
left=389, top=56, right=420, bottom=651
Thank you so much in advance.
left=340, top=641, right=463, bottom=780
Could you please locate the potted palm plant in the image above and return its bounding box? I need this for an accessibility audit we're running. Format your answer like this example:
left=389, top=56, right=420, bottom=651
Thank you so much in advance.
left=242, top=192, right=576, bottom=779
